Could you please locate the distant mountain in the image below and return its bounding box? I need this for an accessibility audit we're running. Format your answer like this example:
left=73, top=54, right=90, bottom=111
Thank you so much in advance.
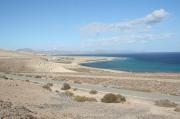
left=16, top=48, right=36, bottom=53
left=15, top=48, right=135, bottom=55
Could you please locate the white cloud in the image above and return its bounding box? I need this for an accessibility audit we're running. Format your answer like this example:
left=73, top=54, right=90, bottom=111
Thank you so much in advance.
left=81, top=9, right=168, bottom=34
left=143, top=9, right=168, bottom=24
left=80, top=9, right=173, bottom=47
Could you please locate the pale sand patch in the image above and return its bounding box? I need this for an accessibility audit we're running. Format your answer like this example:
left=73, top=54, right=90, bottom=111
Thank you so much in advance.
left=27, top=59, right=75, bottom=73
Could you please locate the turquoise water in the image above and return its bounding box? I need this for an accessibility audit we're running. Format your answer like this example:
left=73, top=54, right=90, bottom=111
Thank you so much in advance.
left=80, top=53, right=180, bottom=73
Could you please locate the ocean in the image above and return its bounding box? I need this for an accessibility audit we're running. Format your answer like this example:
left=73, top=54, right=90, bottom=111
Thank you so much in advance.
left=80, top=52, right=180, bottom=73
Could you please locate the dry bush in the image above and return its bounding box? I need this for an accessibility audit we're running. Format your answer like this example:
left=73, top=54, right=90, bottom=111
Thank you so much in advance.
left=155, top=99, right=177, bottom=107
left=42, top=83, right=53, bottom=91
left=61, top=83, right=71, bottom=90
left=101, top=93, right=126, bottom=103
left=89, top=90, right=98, bottom=94
left=34, top=75, right=42, bottom=78
left=74, top=96, right=97, bottom=102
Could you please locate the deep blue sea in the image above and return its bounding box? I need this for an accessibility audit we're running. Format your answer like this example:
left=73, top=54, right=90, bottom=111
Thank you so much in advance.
left=80, top=53, right=180, bottom=73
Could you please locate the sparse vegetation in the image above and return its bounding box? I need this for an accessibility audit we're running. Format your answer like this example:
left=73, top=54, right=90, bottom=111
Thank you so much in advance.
left=35, top=75, right=42, bottom=78
left=89, top=90, right=98, bottom=94
left=0, top=60, right=33, bottom=73
left=101, top=93, right=126, bottom=103
left=74, top=96, right=97, bottom=102
left=0, top=75, right=9, bottom=79
left=42, top=83, right=53, bottom=91
left=61, top=83, right=71, bottom=90
left=155, top=99, right=177, bottom=107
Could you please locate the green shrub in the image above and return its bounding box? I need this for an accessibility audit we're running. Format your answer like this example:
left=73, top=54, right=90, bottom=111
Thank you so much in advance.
left=155, top=99, right=177, bottom=107
left=101, top=93, right=126, bottom=103
left=89, top=90, right=98, bottom=94
left=74, top=96, right=97, bottom=102
left=61, top=83, right=71, bottom=90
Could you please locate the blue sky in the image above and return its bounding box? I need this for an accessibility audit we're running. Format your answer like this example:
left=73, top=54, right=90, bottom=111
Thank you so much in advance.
left=0, top=0, right=180, bottom=52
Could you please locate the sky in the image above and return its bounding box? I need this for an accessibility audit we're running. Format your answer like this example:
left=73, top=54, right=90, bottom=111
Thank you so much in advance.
left=0, top=0, right=180, bottom=52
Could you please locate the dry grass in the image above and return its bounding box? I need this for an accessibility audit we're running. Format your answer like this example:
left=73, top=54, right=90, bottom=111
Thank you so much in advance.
left=74, top=96, right=97, bottom=102
left=0, top=59, right=33, bottom=73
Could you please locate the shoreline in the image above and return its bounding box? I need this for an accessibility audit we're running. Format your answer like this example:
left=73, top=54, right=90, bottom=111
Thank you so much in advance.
left=56, top=56, right=134, bottom=74
left=73, top=56, right=180, bottom=74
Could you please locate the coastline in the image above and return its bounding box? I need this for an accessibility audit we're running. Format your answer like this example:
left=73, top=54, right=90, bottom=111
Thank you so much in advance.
left=74, top=56, right=128, bottom=73
left=73, top=56, right=180, bottom=74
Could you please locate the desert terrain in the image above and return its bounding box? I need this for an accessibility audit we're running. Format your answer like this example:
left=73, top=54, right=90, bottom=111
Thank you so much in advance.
left=0, top=49, right=180, bottom=119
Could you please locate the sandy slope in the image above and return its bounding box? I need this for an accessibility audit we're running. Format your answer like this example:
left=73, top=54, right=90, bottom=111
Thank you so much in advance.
left=0, top=49, right=74, bottom=73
